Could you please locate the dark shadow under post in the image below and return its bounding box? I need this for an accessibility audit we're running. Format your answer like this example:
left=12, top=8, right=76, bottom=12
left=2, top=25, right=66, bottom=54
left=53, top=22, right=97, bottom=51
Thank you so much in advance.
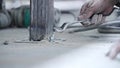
left=30, top=0, right=54, bottom=41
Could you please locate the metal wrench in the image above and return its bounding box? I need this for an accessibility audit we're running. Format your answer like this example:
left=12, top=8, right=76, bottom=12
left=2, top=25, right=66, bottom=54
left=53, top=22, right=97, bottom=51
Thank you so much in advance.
left=54, top=19, right=90, bottom=32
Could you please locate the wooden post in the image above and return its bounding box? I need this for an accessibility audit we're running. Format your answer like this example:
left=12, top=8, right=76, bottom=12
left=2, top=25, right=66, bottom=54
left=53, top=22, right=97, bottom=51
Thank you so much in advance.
left=30, top=0, right=54, bottom=41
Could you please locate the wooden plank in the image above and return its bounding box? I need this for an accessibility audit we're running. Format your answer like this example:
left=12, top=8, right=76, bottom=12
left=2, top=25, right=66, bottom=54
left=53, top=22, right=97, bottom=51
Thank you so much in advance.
left=30, top=0, right=54, bottom=41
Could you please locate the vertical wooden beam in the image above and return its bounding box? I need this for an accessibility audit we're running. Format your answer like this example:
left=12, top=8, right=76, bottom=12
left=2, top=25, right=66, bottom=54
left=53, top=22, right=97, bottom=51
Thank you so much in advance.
left=30, top=0, right=54, bottom=41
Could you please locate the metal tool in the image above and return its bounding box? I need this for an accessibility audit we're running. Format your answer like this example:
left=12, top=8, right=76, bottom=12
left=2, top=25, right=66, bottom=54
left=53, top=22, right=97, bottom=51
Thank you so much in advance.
left=54, top=19, right=90, bottom=32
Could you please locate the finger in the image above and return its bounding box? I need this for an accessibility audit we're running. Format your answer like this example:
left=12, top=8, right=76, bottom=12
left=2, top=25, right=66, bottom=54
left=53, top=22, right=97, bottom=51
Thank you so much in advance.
left=80, top=2, right=90, bottom=15
left=86, top=7, right=95, bottom=18
left=106, top=44, right=115, bottom=57
left=80, top=1, right=93, bottom=14
left=97, top=14, right=103, bottom=23
left=80, top=14, right=98, bottom=26
left=79, top=2, right=95, bottom=20
left=109, top=49, right=118, bottom=59
left=109, top=45, right=120, bottom=59
left=91, top=14, right=98, bottom=24
left=106, top=51, right=110, bottom=57
left=101, top=16, right=106, bottom=24
left=96, top=14, right=105, bottom=25
left=78, top=10, right=94, bottom=21
left=81, top=20, right=91, bottom=26
left=91, top=14, right=105, bottom=25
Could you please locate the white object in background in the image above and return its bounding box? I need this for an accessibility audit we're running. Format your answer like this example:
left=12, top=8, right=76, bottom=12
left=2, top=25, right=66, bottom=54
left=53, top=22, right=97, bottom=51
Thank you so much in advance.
left=54, top=1, right=85, bottom=11
left=5, top=0, right=30, bottom=9
left=12, top=0, right=22, bottom=8
left=5, top=0, right=22, bottom=9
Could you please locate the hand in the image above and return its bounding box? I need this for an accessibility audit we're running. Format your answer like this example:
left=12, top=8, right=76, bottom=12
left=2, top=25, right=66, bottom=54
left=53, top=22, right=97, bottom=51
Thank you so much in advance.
left=106, top=42, right=120, bottom=59
left=78, top=0, right=117, bottom=26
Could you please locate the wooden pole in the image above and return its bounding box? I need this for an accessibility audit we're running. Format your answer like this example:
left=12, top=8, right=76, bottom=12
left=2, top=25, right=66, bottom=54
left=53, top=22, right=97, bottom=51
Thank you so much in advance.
left=30, top=0, right=54, bottom=41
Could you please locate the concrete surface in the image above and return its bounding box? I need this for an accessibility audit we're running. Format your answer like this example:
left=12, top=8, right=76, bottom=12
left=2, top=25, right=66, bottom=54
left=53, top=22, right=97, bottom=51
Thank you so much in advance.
left=0, top=10, right=120, bottom=68
left=0, top=28, right=120, bottom=68
left=32, top=43, right=120, bottom=68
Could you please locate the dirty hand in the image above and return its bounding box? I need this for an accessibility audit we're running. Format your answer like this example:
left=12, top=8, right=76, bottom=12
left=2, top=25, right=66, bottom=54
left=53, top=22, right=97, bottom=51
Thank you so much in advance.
left=78, top=0, right=117, bottom=26
left=106, top=41, right=120, bottom=59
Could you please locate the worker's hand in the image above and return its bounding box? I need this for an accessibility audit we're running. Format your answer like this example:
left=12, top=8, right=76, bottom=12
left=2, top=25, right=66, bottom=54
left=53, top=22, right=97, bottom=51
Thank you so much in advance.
left=80, top=14, right=105, bottom=26
left=106, top=41, right=120, bottom=59
left=78, top=0, right=117, bottom=26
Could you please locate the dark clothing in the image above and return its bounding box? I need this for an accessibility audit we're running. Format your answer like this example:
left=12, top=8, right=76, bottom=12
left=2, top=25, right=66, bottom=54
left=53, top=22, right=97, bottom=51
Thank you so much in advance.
left=0, top=0, right=3, bottom=9
left=116, top=3, right=120, bottom=7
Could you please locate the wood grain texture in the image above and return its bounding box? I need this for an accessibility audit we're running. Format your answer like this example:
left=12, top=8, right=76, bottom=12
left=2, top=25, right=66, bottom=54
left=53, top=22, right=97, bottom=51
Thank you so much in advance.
left=30, top=0, right=54, bottom=41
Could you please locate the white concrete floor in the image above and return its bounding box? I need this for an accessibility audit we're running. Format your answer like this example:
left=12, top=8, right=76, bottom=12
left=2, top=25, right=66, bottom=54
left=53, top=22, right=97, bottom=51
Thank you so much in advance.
left=0, top=28, right=120, bottom=68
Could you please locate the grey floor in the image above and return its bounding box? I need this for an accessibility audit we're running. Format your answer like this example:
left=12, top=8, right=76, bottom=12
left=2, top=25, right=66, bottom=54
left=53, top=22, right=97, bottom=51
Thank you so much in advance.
left=0, top=14, right=120, bottom=68
left=0, top=27, right=120, bottom=68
